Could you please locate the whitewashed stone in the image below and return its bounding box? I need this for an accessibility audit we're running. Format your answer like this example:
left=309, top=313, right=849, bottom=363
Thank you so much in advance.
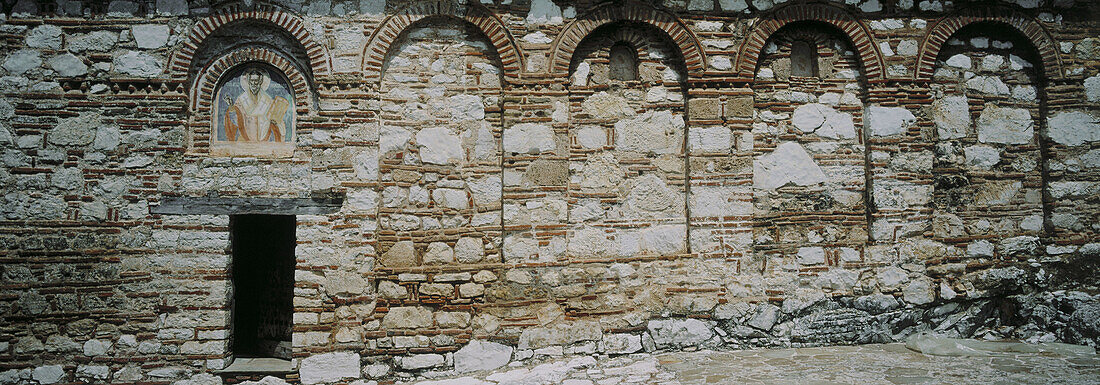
left=347, top=188, right=377, bottom=212
left=504, top=123, right=555, bottom=154
left=792, top=104, right=827, bottom=132
left=526, top=0, right=566, bottom=25
left=797, top=247, right=825, bottom=265
left=615, top=110, right=683, bottom=154
left=523, top=31, right=552, bottom=44
left=1047, top=111, right=1100, bottom=146
left=423, top=242, right=455, bottom=264
left=572, top=62, right=590, bottom=87
left=966, top=76, right=1010, bottom=95
left=447, top=94, right=484, bottom=121
left=113, top=51, right=163, bottom=77
left=688, top=126, right=731, bottom=152
left=946, top=54, right=971, bottom=69
left=647, top=319, right=713, bottom=348
left=964, top=145, right=1000, bottom=169
left=467, top=177, right=500, bottom=207
left=432, top=188, right=468, bottom=210
left=454, top=340, right=512, bottom=373
left=300, top=352, right=360, bottom=385
left=932, top=95, right=969, bottom=139
left=582, top=92, right=634, bottom=119
left=26, top=25, right=62, bottom=49
left=132, top=24, right=170, bottom=49
left=639, top=225, right=686, bottom=255
left=382, top=307, right=433, bottom=329
left=599, top=333, right=642, bottom=354
left=868, top=106, right=916, bottom=137
left=977, top=105, right=1033, bottom=144
left=48, top=54, right=88, bottom=77
left=4, top=49, right=41, bottom=74
left=753, top=142, right=826, bottom=190
left=416, top=127, right=462, bottom=165
left=575, top=125, right=605, bottom=149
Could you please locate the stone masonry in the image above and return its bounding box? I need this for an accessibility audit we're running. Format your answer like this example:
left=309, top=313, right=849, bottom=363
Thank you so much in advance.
left=1, top=0, right=1099, bottom=384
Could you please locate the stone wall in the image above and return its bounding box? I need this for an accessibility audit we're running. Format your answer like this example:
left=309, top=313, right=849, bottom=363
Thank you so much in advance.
left=0, top=0, right=1099, bottom=384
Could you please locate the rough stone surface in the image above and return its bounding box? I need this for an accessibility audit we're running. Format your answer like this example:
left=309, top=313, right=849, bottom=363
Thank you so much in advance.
left=868, top=106, right=916, bottom=136
left=754, top=142, right=827, bottom=189
left=454, top=340, right=513, bottom=373
left=977, top=105, right=1033, bottom=144
left=299, top=352, right=361, bottom=385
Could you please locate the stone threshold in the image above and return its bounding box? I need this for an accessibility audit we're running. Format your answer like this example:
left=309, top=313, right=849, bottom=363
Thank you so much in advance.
left=216, top=358, right=294, bottom=375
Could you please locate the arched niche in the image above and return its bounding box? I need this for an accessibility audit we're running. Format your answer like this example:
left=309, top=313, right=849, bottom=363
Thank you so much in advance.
left=374, top=15, right=506, bottom=268
left=560, top=20, right=690, bottom=260
left=749, top=21, right=871, bottom=278
left=927, top=22, right=1049, bottom=249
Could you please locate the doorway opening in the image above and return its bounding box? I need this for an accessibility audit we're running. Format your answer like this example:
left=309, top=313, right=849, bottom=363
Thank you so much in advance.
left=230, top=214, right=295, bottom=360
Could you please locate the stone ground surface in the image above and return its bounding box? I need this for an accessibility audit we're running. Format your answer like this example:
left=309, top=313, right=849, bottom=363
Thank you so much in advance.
left=404, top=342, right=1100, bottom=385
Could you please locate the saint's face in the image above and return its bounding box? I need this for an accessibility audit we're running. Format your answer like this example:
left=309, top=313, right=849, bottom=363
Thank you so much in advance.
left=248, top=72, right=263, bottom=95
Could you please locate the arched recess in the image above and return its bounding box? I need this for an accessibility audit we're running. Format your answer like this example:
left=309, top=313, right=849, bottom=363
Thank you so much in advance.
left=361, top=0, right=523, bottom=82
left=168, top=4, right=331, bottom=81
left=916, top=6, right=1064, bottom=81
left=188, top=46, right=313, bottom=155
left=549, top=1, right=706, bottom=78
left=735, top=3, right=884, bottom=80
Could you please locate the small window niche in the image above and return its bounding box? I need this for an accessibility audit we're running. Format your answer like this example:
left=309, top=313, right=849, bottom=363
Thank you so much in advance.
left=790, top=40, right=819, bottom=77
left=226, top=214, right=296, bottom=372
left=608, top=42, right=639, bottom=81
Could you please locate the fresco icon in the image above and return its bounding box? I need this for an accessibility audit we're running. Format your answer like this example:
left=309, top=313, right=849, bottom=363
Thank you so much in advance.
left=211, top=65, right=295, bottom=156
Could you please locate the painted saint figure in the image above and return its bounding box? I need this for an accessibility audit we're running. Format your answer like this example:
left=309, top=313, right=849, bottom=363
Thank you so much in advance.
left=223, top=68, right=291, bottom=142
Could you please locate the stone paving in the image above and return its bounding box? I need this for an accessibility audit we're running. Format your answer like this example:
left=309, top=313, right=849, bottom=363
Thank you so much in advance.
left=405, top=340, right=1100, bottom=385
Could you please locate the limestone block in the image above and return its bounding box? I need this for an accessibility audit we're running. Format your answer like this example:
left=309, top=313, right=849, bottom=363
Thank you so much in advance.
left=380, top=241, right=416, bottom=267
left=419, top=283, right=453, bottom=297
left=382, top=307, right=433, bottom=329
left=966, top=76, right=1010, bottom=95
left=945, top=54, right=971, bottom=69
left=747, top=303, right=780, bottom=331
left=646, top=319, right=713, bottom=348
left=399, top=354, right=445, bottom=370
left=50, top=113, right=102, bottom=146
left=791, top=103, right=855, bottom=139
left=346, top=188, right=377, bottom=212
left=689, top=98, right=721, bottom=120
left=572, top=62, right=590, bottom=86
left=156, top=0, right=188, bottom=15
left=454, top=237, right=485, bottom=263
left=324, top=271, right=367, bottom=297
left=725, top=96, right=754, bottom=118
left=614, top=110, right=684, bottom=154
left=877, top=266, right=909, bottom=289
left=973, top=180, right=1021, bottom=205
left=32, top=366, right=64, bottom=384
left=416, top=127, right=463, bottom=165
left=423, top=242, right=455, bottom=264
left=76, top=365, right=110, bottom=381
left=299, top=352, right=360, bottom=385
left=688, top=126, right=732, bottom=153
left=932, top=95, right=970, bottom=139
left=902, top=279, right=934, bottom=305
left=48, top=54, right=88, bottom=77
left=132, top=24, right=170, bottom=49
left=83, top=339, right=110, bottom=356
left=867, top=105, right=916, bottom=137
left=68, top=31, right=118, bottom=52
left=524, top=158, right=568, bottom=186
left=503, top=236, right=538, bottom=261
left=518, top=321, right=602, bottom=349
left=625, top=175, right=678, bottom=213
left=977, top=105, right=1032, bottom=144
left=4, top=49, right=41, bottom=74
left=753, top=142, right=826, bottom=190
left=567, top=227, right=609, bottom=256
left=1047, top=111, right=1100, bottom=146
left=437, top=312, right=472, bottom=328
left=454, top=340, right=512, bottom=372
left=113, top=51, right=163, bottom=77
left=26, top=25, right=62, bottom=49
left=964, top=145, right=1000, bottom=169
left=378, top=281, right=407, bottom=299
left=447, top=94, right=484, bottom=121
left=579, top=152, right=624, bottom=191
left=999, top=236, right=1040, bottom=256
left=599, top=333, right=642, bottom=354
left=432, top=188, right=468, bottom=210
left=459, top=283, right=484, bottom=297
left=503, top=123, right=555, bottom=154
left=639, top=225, right=686, bottom=255
left=582, top=92, right=634, bottom=119
left=575, top=125, right=605, bottom=149
left=797, top=247, right=825, bottom=265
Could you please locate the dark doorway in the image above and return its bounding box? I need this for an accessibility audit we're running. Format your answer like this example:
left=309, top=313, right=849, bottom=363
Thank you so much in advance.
left=230, top=215, right=295, bottom=359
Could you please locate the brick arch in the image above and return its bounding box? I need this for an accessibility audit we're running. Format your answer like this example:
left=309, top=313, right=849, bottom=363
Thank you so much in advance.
left=361, top=0, right=523, bottom=81
left=549, top=1, right=705, bottom=77
left=735, top=3, right=884, bottom=80
left=915, top=7, right=1063, bottom=80
left=188, top=46, right=311, bottom=153
left=168, top=4, right=331, bottom=81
